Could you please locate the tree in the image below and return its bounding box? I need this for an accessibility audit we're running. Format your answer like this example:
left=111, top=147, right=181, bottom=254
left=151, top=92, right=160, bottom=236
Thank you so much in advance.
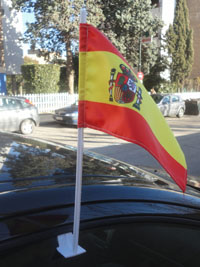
left=165, top=0, right=194, bottom=90
left=6, top=74, right=23, bottom=95
left=143, top=54, right=168, bottom=91
left=12, top=0, right=164, bottom=92
left=101, top=0, right=164, bottom=74
left=11, top=0, right=105, bottom=94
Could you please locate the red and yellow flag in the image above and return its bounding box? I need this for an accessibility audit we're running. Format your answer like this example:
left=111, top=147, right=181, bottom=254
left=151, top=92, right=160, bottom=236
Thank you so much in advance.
left=78, top=23, right=187, bottom=192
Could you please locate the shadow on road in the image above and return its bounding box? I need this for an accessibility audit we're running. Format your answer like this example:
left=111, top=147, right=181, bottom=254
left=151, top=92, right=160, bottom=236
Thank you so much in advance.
left=89, top=132, right=200, bottom=180
left=39, top=121, right=59, bottom=127
left=36, top=114, right=200, bottom=180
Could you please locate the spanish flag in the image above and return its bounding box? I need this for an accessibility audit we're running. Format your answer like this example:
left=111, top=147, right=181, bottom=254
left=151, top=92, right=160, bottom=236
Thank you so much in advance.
left=78, top=23, right=187, bottom=192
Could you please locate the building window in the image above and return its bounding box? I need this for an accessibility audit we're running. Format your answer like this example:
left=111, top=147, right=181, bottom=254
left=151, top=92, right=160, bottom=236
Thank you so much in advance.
left=151, top=0, right=160, bottom=7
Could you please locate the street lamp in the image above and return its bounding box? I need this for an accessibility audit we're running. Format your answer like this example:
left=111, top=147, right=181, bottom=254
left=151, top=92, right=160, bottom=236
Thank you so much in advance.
left=137, top=36, right=144, bottom=83
left=138, top=36, right=142, bottom=72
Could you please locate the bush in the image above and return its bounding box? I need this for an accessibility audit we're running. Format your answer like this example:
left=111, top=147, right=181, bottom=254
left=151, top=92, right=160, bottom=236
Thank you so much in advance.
left=21, top=64, right=60, bottom=93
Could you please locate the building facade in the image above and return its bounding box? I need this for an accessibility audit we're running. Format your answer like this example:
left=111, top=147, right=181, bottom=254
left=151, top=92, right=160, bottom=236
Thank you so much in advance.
left=186, top=0, right=200, bottom=79
left=0, top=0, right=24, bottom=93
left=153, top=0, right=200, bottom=81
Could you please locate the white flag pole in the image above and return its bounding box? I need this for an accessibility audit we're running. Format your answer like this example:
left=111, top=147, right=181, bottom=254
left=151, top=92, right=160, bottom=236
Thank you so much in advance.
left=56, top=4, right=87, bottom=258
left=72, top=4, right=87, bottom=255
left=73, top=127, right=84, bottom=254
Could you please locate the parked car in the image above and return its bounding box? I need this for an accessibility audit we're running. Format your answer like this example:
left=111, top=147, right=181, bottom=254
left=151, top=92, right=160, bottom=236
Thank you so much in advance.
left=0, top=95, right=39, bottom=134
left=53, top=102, right=78, bottom=126
left=151, top=93, right=185, bottom=118
left=1, top=131, right=200, bottom=266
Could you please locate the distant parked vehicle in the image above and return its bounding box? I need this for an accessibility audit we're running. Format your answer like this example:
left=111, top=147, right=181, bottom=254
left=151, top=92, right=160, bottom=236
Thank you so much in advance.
left=53, top=102, right=78, bottom=126
left=151, top=94, right=185, bottom=118
left=0, top=95, right=40, bottom=134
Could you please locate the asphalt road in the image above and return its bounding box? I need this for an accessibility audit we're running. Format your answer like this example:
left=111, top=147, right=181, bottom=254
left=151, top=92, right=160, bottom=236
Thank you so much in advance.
left=31, top=114, right=200, bottom=180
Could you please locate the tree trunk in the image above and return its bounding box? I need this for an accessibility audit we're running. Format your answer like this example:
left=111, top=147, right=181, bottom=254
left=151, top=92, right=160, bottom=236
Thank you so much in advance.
left=11, top=75, right=17, bottom=95
left=65, top=37, right=74, bottom=94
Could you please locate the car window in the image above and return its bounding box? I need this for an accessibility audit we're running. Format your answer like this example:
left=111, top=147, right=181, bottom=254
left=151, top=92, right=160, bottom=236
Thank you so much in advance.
left=151, top=94, right=163, bottom=104
left=1, top=221, right=200, bottom=266
left=172, top=96, right=180, bottom=103
left=162, top=96, right=170, bottom=104
left=20, top=100, right=31, bottom=108
left=0, top=98, right=22, bottom=110
left=0, top=98, right=12, bottom=110
left=76, top=222, right=200, bottom=267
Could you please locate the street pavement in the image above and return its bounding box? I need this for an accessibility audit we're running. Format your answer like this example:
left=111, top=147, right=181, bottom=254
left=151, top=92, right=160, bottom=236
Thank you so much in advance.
left=32, top=114, right=200, bottom=180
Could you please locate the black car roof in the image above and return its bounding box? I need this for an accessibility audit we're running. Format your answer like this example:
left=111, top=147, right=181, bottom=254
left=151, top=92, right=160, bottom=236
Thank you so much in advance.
left=1, top=183, right=200, bottom=215
left=1, top=184, right=200, bottom=245
left=1, top=132, right=200, bottom=244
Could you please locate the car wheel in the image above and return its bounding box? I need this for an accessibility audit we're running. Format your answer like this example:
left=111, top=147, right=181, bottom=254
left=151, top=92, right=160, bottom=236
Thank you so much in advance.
left=20, top=119, right=35, bottom=135
left=177, top=108, right=184, bottom=118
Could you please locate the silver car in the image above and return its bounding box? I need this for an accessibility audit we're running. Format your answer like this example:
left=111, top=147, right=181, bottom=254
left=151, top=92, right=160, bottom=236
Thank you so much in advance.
left=0, top=95, right=40, bottom=134
left=151, top=94, right=185, bottom=118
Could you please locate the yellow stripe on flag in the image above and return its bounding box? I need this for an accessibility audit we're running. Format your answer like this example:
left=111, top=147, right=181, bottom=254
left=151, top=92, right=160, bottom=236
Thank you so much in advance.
left=79, top=51, right=186, bottom=169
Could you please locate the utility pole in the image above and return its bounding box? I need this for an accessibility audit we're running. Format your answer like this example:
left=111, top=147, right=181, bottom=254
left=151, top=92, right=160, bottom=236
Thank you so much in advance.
left=0, top=0, right=6, bottom=94
left=137, top=35, right=144, bottom=83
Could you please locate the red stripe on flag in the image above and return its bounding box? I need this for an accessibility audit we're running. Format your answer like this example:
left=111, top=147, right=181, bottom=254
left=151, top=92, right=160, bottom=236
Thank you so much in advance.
left=79, top=24, right=129, bottom=64
left=78, top=100, right=187, bottom=192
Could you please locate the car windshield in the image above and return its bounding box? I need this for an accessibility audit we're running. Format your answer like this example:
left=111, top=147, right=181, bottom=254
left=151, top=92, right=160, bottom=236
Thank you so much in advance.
left=151, top=94, right=164, bottom=104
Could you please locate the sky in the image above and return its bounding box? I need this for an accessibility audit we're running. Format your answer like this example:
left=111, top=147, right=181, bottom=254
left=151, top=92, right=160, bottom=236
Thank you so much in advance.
left=22, top=12, right=35, bottom=31
left=22, top=12, right=35, bottom=55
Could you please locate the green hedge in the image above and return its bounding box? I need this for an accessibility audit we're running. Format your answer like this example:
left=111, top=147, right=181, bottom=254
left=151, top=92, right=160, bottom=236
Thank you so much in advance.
left=21, top=64, right=60, bottom=93
left=59, top=55, right=78, bottom=93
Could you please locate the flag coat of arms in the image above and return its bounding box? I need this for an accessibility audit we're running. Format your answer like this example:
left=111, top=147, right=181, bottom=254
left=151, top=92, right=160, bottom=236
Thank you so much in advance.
left=78, top=23, right=187, bottom=192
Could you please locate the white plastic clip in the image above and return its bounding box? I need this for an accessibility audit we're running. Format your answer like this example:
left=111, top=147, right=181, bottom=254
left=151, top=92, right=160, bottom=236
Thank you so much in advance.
left=57, top=232, right=86, bottom=258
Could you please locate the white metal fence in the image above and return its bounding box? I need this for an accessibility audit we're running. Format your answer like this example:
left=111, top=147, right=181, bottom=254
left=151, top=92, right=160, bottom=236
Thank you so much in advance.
left=16, top=93, right=78, bottom=113
left=3, top=91, right=200, bottom=114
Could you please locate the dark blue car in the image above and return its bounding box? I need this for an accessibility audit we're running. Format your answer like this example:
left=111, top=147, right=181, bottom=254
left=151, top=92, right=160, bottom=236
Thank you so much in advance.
left=53, top=103, right=78, bottom=126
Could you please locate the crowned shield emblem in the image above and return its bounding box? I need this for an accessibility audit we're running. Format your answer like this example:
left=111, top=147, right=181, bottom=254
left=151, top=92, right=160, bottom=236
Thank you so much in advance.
left=109, top=64, right=137, bottom=104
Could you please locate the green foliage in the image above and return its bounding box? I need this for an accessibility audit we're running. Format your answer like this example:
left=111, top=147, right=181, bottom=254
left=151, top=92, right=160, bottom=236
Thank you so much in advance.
left=11, top=0, right=164, bottom=92
left=158, top=82, right=179, bottom=93
left=158, top=77, right=200, bottom=94
left=183, top=77, right=200, bottom=91
left=165, top=0, right=194, bottom=88
left=101, top=0, right=164, bottom=73
left=11, top=0, right=106, bottom=93
left=21, top=64, right=60, bottom=93
left=11, top=0, right=105, bottom=51
left=143, top=55, right=167, bottom=91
